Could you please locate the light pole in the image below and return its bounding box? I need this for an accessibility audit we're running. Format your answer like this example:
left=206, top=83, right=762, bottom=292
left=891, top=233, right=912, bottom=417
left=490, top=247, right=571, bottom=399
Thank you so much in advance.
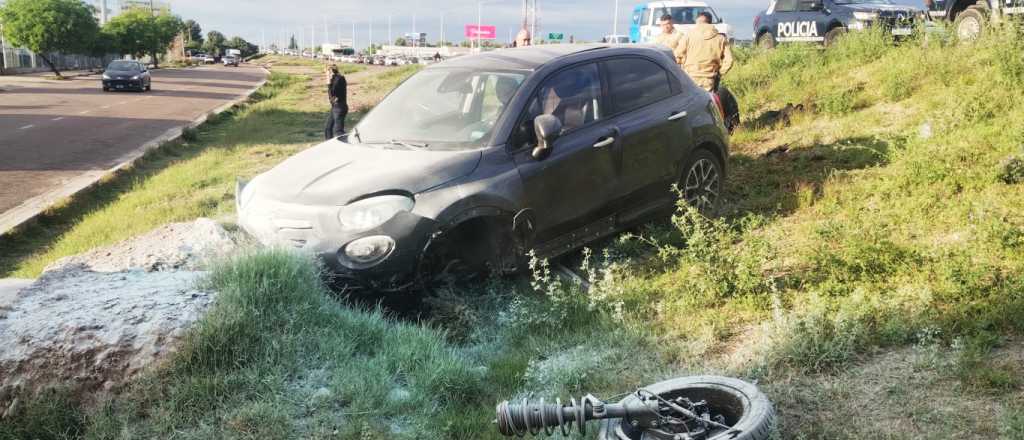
left=388, top=15, right=392, bottom=47
left=613, top=0, right=619, bottom=37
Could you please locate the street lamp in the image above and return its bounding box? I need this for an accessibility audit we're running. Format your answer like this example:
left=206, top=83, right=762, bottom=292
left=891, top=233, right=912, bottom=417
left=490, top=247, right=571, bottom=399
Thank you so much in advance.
left=477, top=0, right=502, bottom=51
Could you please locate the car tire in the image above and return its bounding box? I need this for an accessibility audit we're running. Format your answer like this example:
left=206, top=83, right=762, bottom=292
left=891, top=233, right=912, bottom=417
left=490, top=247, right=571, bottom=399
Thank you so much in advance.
left=954, top=6, right=987, bottom=42
left=824, top=27, right=847, bottom=47
left=598, top=376, right=775, bottom=440
left=680, top=148, right=724, bottom=216
left=146, top=83, right=151, bottom=92
left=102, top=87, right=109, bottom=92
left=756, top=32, right=776, bottom=49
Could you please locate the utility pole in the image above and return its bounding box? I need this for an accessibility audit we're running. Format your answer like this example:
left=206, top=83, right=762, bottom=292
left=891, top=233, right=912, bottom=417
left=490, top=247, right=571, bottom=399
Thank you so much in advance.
left=440, top=12, right=444, bottom=47
left=352, top=21, right=357, bottom=51
left=324, top=17, right=329, bottom=47
left=388, top=15, right=392, bottom=46
left=369, top=18, right=373, bottom=50
left=613, top=0, right=619, bottom=36
left=1, top=23, right=8, bottom=75
left=531, top=0, right=538, bottom=42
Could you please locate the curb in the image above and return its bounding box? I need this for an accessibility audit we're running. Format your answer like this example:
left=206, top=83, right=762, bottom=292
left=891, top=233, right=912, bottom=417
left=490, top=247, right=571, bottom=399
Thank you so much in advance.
left=0, top=66, right=271, bottom=237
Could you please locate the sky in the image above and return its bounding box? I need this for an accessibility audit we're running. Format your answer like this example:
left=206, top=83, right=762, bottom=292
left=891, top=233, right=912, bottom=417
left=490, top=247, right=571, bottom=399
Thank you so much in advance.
left=147, top=0, right=769, bottom=48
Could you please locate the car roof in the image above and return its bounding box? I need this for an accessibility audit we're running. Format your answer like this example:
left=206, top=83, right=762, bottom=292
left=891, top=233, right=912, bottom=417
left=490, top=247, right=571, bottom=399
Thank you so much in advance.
left=433, top=44, right=633, bottom=71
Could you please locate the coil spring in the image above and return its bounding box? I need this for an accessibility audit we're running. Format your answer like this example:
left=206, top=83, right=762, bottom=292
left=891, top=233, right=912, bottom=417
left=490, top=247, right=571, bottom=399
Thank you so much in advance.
left=496, top=396, right=601, bottom=437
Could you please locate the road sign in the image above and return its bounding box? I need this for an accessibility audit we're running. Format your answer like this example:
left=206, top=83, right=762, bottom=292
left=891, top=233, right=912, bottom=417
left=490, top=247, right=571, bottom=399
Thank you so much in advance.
left=548, top=33, right=564, bottom=40
left=465, top=25, right=497, bottom=39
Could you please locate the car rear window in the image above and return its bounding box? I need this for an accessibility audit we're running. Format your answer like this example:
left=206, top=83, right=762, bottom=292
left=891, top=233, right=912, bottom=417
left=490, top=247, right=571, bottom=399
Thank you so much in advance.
left=604, top=58, right=673, bottom=114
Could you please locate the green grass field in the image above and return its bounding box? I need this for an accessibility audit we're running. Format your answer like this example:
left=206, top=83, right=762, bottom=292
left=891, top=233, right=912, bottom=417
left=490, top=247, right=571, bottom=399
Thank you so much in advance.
left=3, top=30, right=1024, bottom=439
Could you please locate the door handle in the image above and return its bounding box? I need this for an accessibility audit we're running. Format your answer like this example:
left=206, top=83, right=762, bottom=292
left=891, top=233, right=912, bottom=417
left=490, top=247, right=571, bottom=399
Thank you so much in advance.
left=593, top=137, right=616, bottom=148
left=668, top=111, right=688, bottom=121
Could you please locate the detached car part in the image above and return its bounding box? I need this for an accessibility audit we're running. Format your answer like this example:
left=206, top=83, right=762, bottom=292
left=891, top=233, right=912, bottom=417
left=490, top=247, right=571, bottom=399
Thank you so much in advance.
left=496, top=376, right=773, bottom=440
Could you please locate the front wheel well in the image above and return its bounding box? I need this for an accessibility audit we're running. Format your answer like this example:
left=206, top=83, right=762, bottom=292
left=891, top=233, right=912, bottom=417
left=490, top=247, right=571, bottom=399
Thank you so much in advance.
left=950, top=0, right=983, bottom=19
left=423, top=213, right=521, bottom=276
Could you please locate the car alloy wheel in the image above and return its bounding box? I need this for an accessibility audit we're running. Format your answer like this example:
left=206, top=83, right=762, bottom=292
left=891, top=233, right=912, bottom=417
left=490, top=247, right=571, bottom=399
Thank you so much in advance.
left=683, top=154, right=722, bottom=214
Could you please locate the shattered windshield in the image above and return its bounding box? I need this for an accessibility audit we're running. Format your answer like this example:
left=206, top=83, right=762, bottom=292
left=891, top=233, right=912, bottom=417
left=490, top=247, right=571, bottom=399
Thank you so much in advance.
left=355, top=68, right=526, bottom=150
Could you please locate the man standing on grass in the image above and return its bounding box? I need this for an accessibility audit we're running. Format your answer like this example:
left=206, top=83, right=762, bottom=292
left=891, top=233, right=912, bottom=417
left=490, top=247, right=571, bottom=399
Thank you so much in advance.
left=654, top=14, right=684, bottom=66
left=324, top=64, right=348, bottom=139
left=674, top=12, right=734, bottom=92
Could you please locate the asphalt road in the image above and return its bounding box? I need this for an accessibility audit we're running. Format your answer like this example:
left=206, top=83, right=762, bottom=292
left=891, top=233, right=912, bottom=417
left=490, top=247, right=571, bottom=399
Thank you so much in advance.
left=0, top=64, right=267, bottom=216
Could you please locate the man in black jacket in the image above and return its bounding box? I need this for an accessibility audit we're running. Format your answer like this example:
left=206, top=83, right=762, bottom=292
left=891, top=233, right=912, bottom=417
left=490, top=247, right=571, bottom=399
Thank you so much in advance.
left=324, top=64, right=348, bottom=139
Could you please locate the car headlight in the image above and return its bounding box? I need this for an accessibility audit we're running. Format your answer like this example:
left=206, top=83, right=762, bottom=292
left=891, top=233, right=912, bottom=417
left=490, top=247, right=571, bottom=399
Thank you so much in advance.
left=131, top=75, right=141, bottom=80
left=337, top=195, right=414, bottom=232
left=853, top=11, right=879, bottom=20
left=102, top=73, right=111, bottom=79
left=849, top=20, right=868, bottom=30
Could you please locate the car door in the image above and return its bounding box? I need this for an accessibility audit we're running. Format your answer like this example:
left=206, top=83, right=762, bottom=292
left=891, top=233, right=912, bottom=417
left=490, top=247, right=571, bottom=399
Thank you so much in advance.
left=510, top=62, right=621, bottom=247
left=601, top=56, right=690, bottom=222
left=769, top=0, right=818, bottom=43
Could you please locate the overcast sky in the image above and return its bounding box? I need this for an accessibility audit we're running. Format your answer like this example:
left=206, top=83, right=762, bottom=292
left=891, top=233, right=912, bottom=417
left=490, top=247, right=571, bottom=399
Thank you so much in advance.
left=150, top=0, right=771, bottom=47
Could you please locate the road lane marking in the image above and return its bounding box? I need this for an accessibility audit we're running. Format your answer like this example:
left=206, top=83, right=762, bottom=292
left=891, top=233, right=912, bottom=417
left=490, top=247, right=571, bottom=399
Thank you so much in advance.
left=100, top=105, right=111, bottom=109
left=18, top=124, right=35, bottom=130
left=118, top=101, right=128, bottom=105
left=79, top=110, right=90, bottom=114
left=51, top=117, right=64, bottom=121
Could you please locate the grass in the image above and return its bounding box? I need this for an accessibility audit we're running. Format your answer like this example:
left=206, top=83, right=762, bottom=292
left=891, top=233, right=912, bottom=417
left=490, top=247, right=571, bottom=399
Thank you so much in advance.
left=5, top=29, right=1024, bottom=439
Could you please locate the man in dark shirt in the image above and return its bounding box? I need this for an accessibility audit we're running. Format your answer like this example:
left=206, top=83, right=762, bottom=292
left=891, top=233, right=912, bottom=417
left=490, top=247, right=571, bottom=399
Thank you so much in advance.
left=324, top=64, right=348, bottom=139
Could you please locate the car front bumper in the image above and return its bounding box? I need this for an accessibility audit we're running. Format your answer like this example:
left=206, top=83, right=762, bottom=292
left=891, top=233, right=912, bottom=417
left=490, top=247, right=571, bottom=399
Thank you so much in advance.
left=236, top=179, right=438, bottom=289
left=103, top=79, right=143, bottom=89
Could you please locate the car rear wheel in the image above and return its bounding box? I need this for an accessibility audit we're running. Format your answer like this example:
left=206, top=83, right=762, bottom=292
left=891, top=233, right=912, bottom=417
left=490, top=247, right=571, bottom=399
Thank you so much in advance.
left=756, top=32, right=776, bottom=49
left=681, top=149, right=724, bottom=215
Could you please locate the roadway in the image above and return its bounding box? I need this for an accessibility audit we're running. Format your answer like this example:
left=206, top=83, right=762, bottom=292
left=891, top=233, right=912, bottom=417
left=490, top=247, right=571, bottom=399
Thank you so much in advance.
left=0, top=64, right=268, bottom=223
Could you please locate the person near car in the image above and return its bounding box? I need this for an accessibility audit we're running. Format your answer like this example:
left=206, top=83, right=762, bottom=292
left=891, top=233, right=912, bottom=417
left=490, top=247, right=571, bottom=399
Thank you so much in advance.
left=674, top=12, right=734, bottom=92
left=654, top=14, right=684, bottom=65
left=324, top=64, right=348, bottom=139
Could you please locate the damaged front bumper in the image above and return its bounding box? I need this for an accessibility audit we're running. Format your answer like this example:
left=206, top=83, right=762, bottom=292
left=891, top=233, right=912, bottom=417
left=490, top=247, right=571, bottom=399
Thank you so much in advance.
left=235, top=178, right=438, bottom=289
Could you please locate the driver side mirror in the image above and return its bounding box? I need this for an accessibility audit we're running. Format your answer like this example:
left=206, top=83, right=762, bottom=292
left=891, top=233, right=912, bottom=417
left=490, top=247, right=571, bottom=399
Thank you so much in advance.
left=531, top=114, right=562, bottom=160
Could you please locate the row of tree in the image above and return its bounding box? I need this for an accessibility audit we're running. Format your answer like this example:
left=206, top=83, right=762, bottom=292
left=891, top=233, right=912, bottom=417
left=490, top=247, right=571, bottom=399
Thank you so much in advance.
left=0, top=0, right=257, bottom=77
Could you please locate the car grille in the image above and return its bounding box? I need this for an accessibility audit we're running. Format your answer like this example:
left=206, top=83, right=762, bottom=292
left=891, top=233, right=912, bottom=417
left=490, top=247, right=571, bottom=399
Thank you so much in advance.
left=106, top=80, right=138, bottom=87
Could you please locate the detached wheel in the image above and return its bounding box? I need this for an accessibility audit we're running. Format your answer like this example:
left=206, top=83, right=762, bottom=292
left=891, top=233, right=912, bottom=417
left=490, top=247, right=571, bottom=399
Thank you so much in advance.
left=599, top=376, right=775, bottom=440
left=954, top=6, right=987, bottom=42
left=756, top=32, right=776, bottom=49
left=681, top=149, right=724, bottom=215
left=824, top=27, right=847, bottom=47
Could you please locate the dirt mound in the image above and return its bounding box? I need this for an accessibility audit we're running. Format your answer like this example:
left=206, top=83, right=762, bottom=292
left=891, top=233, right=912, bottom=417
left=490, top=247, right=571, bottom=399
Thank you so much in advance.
left=0, top=218, right=236, bottom=416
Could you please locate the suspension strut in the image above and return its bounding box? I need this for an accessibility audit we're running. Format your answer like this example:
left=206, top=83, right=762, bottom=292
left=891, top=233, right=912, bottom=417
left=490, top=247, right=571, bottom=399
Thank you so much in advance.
left=495, top=394, right=659, bottom=437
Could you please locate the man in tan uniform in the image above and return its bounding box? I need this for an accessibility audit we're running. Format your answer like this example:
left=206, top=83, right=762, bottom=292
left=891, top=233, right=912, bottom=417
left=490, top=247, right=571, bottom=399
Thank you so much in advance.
left=653, top=14, right=684, bottom=65
left=674, top=12, right=734, bottom=92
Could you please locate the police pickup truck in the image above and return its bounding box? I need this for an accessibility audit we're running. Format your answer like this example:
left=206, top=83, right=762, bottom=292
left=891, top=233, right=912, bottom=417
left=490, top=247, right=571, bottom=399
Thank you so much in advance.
left=928, top=0, right=1024, bottom=41
left=753, top=0, right=922, bottom=48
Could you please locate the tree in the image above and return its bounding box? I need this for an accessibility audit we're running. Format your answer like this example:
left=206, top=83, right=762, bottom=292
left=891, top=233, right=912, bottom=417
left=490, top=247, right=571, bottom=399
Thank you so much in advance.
left=288, top=35, right=298, bottom=50
left=183, top=19, right=203, bottom=45
left=103, top=8, right=182, bottom=69
left=203, top=30, right=226, bottom=56
left=0, top=0, right=100, bottom=77
left=395, top=37, right=407, bottom=46
left=225, top=36, right=258, bottom=57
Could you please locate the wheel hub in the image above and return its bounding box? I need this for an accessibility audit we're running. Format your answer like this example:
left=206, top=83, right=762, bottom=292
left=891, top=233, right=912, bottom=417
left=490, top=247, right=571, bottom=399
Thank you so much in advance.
left=958, top=17, right=981, bottom=41
left=684, top=158, right=721, bottom=213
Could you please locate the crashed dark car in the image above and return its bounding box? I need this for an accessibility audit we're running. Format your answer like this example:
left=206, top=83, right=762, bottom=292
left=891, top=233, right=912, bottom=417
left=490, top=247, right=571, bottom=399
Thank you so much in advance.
left=237, top=44, right=730, bottom=291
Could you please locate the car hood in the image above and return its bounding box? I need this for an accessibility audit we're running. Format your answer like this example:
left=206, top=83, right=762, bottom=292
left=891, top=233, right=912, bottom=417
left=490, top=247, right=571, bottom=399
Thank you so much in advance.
left=250, top=139, right=482, bottom=206
left=842, top=3, right=920, bottom=12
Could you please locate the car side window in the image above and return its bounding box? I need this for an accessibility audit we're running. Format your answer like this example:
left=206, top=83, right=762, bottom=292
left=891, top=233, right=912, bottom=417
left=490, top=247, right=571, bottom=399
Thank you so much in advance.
left=604, top=58, right=673, bottom=115
left=775, top=0, right=798, bottom=12
left=512, top=63, right=603, bottom=149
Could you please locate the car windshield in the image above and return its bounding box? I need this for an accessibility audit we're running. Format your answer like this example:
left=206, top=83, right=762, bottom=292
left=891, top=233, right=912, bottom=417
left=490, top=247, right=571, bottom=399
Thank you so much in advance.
left=653, top=6, right=719, bottom=24
left=356, top=68, right=527, bottom=150
left=108, top=61, right=138, bottom=71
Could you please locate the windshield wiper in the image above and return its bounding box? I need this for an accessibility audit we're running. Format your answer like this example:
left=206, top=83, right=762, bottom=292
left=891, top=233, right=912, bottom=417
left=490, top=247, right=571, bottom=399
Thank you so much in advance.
left=388, top=139, right=429, bottom=149
left=350, top=127, right=362, bottom=143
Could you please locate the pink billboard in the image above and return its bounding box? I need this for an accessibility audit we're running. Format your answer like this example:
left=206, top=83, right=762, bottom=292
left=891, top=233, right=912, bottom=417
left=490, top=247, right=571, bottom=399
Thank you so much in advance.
left=465, top=25, right=497, bottom=39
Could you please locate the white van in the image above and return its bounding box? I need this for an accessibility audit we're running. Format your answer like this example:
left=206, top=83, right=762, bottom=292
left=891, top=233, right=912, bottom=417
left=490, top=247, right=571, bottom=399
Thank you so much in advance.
left=630, top=1, right=735, bottom=43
